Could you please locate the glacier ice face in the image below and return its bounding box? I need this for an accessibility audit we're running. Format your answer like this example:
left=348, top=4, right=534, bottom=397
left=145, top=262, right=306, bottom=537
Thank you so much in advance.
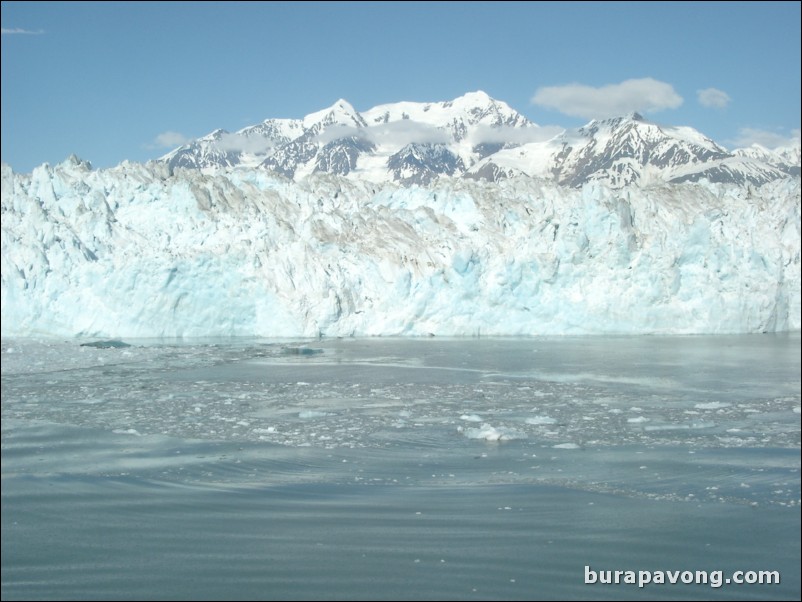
left=1, top=158, right=799, bottom=338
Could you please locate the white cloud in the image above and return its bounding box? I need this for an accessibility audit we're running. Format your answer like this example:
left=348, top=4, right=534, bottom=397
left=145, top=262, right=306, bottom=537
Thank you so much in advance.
left=214, top=132, right=276, bottom=155
left=531, top=78, right=683, bottom=119
left=365, top=121, right=451, bottom=146
left=150, top=130, right=277, bottom=155
left=313, top=125, right=367, bottom=145
left=697, top=88, right=731, bottom=109
left=1, top=27, right=44, bottom=35
left=467, top=124, right=565, bottom=146
left=313, top=121, right=565, bottom=149
left=313, top=122, right=451, bottom=147
left=731, top=127, right=801, bottom=150
left=153, top=131, right=191, bottom=148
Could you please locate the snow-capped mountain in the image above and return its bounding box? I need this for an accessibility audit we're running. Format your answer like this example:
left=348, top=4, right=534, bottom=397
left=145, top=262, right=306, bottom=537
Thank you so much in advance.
left=734, top=144, right=800, bottom=177
left=2, top=157, right=799, bottom=338
left=161, top=92, right=800, bottom=188
left=361, top=90, right=534, bottom=139
left=162, top=91, right=542, bottom=184
left=164, top=118, right=305, bottom=170
left=468, top=113, right=799, bottom=187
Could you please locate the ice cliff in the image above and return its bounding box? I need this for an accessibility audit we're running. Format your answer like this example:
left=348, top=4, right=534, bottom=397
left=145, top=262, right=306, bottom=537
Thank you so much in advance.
left=1, top=157, right=799, bottom=337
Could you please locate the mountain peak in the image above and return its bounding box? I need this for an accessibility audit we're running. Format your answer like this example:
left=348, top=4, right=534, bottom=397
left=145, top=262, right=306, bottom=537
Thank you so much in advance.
left=455, top=90, right=493, bottom=104
left=303, top=99, right=365, bottom=130
left=333, top=98, right=356, bottom=111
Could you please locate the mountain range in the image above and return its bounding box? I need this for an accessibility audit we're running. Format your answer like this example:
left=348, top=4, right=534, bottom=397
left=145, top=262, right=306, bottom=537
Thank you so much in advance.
left=163, top=91, right=800, bottom=188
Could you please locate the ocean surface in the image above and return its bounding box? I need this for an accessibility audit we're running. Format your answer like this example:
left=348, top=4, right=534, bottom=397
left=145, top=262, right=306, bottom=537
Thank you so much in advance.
left=2, top=335, right=800, bottom=600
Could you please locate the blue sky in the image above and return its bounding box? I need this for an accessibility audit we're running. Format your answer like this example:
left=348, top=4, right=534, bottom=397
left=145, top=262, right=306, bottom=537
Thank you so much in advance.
left=2, top=1, right=800, bottom=173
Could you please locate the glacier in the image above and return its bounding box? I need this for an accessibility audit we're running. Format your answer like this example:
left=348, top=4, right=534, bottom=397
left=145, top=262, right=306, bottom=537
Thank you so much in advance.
left=2, top=156, right=799, bottom=338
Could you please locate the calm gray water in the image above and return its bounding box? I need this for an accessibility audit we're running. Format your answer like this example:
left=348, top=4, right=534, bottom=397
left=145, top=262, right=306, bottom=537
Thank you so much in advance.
left=2, top=335, right=800, bottom=600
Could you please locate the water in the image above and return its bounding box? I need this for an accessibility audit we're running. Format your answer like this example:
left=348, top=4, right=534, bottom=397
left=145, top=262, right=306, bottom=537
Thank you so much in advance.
left=2, top=335, right=800, bottom=600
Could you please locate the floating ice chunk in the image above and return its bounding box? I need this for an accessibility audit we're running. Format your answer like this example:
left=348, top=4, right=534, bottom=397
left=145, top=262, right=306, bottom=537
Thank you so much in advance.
left=465, top=424, right=504, bottom=441
left=81, top=340, right=131, bottom=349
left=460, top=414, right=482, bottom=422
left=645, top=420, right=716, bottom=432
left=552, top=443, right=580, bottom=449
left=464, top=423, right=524, bottom=441
left=526, top=415, right=557, bottom=425
left=793, top=407, right=801, bottom=414
left=112, top=428, right=141, bottom=436
left=282, top=347, right=323, bottom=356
left=644, top=424, right=690, bottom=431
left=694, top=402, right=731, bottom=410
left=627, top=416, right=649, bottom=423
left=299, top=410, right=329, bottom=419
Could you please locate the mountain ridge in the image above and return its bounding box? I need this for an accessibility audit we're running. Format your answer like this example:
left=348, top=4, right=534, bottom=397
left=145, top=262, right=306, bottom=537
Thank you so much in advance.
left=160, top=91, right=800, bottom=188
